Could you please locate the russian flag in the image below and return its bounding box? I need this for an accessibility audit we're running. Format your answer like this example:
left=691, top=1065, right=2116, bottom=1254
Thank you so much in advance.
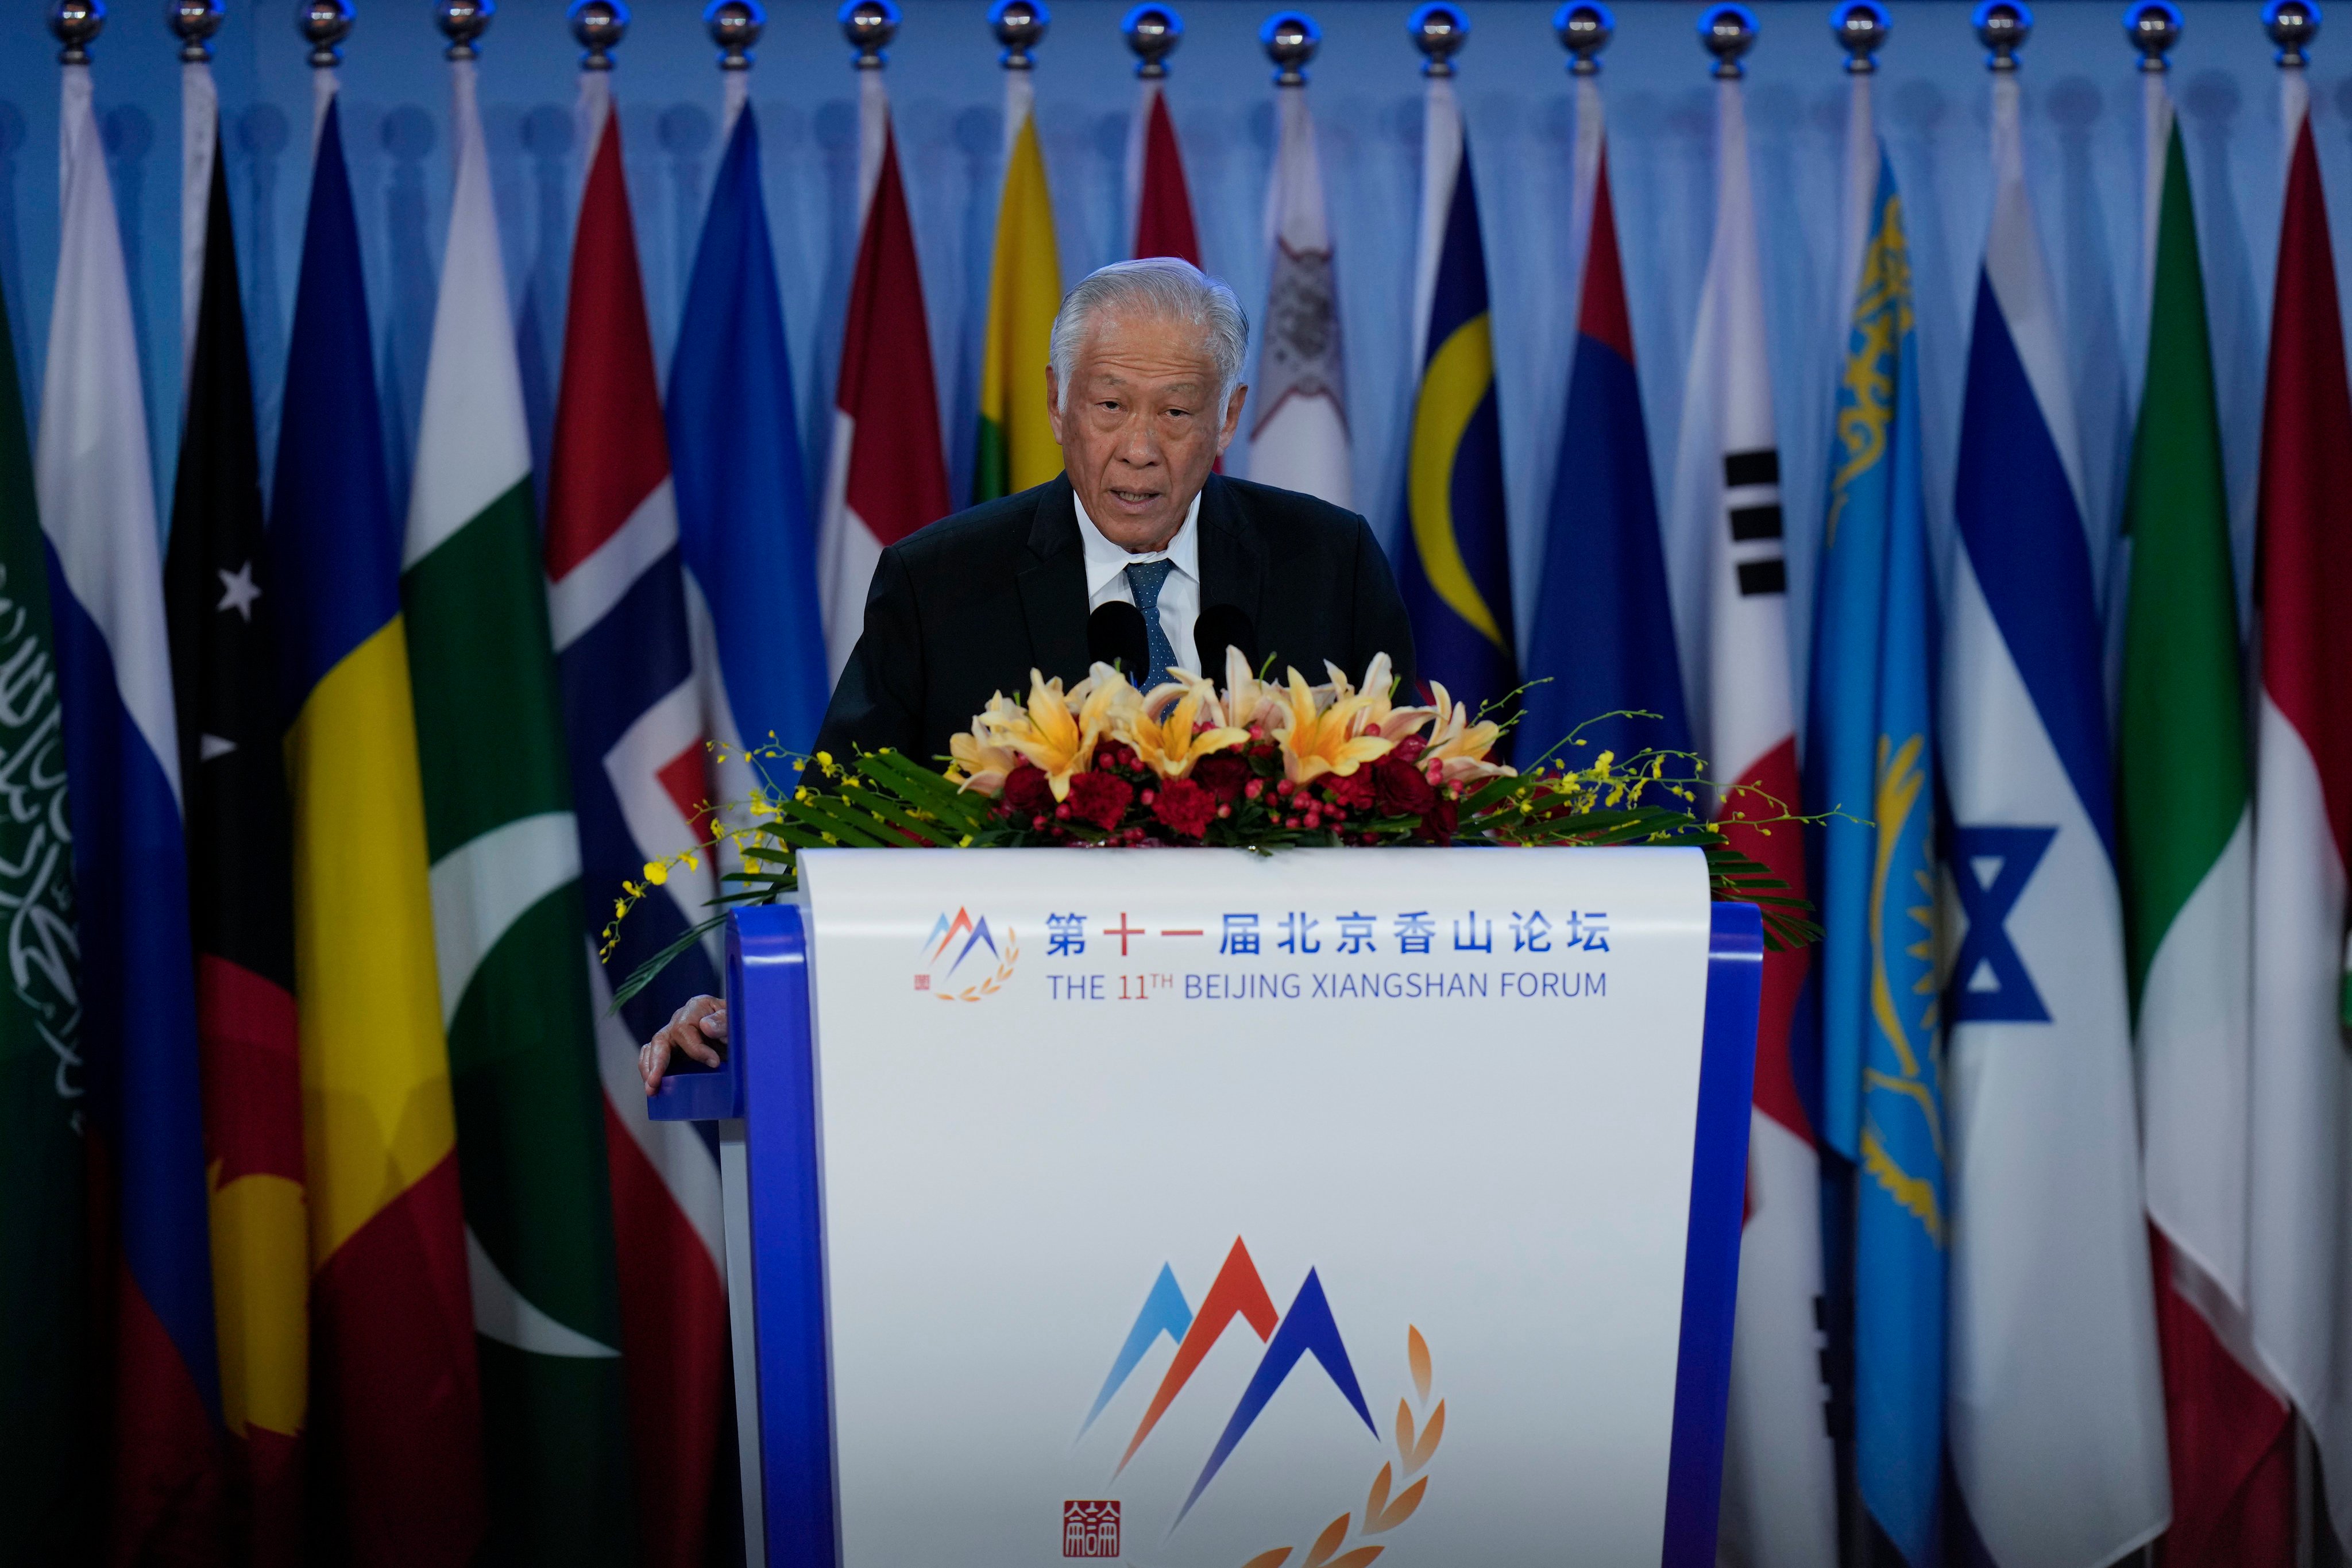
left=35, top=54, right=222, bottom=1551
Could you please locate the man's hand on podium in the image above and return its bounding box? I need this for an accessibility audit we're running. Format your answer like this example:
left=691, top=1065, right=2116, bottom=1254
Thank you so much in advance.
left=640, top=995, right=727, bottom=1093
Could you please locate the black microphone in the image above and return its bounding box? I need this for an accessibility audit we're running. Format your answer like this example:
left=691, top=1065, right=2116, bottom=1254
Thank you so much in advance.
left=1193, top=605, right=1259, bottom=682
left=1088, top=601, right=1150, bottom=679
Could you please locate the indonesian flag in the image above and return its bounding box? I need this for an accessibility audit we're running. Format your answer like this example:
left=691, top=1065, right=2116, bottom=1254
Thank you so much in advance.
left=543, top=74, right=731, bottom=1568
left=817, top=69, right=949, bottom=684
left=2248, top=62, right=2352, bottom=1560
left=1666, top=67, right=1827, bottom=1568
left=1126, top=73, right=1199, bottom=264
left=1245, top=71, right=1348, bottom=509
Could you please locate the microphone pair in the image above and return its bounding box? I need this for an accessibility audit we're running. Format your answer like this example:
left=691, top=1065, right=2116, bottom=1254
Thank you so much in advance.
left=1087, top=602, right=1259, bottom=686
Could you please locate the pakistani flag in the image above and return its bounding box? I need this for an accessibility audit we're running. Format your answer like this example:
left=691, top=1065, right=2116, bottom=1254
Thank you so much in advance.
left=2121, top=101, right=2286, bottom=1559
left=400, top=53, right=633, bottom=1563
left=0, top=233, right=87, bottom=1561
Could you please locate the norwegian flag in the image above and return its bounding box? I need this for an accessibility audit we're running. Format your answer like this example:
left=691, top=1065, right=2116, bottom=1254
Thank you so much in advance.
left=817, top=68, right=949, bottom=683
left=542, top=78, right=730, bottom=1568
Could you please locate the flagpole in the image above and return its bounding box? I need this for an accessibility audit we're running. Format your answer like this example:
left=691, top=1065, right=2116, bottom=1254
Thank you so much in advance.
left=2127, top=3, right=2180, bottom=315
left=1832, top=3, right=1886, bottom=333
left=992, top=0, right=1045, bottom=166
left=1407, top=2, right=1467, bottom=383
left=1123, top=3, right=1179, bottom=254
left=300, top=0, right=349, bottom=144
left=708, top=0, right=761, bottom=142
left=1555, top=2, right=1609, bottom=314
left=174, top=0, right=220, bottom=399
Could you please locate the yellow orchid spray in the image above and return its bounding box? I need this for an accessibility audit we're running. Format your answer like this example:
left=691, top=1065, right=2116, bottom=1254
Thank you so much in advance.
left=1419, top=680, right=1515, bottom=786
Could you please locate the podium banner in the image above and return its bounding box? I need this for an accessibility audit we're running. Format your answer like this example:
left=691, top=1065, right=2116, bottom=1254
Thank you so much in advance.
left=778, top=844, right=1735, bottom=1566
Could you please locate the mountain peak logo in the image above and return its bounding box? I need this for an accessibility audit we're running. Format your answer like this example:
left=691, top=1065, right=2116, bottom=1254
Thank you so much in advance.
left=1083, top=1238, right=1378, bottom=1523
left=916, top=906, right=1018, bottom=1001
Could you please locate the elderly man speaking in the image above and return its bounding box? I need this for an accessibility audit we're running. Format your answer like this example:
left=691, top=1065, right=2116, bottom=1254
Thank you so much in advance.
left=639, top=256, right=1415, bottom=1090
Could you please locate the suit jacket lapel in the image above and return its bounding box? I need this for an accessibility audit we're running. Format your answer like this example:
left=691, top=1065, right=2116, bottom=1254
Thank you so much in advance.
left=1196, top=473, right=1266, bottom=640
left=1017, top=477, right=1091, bottom=682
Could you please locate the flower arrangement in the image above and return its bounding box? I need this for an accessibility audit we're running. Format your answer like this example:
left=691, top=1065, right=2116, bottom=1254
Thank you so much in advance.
left=604, top=651, right=1817, bottom=1007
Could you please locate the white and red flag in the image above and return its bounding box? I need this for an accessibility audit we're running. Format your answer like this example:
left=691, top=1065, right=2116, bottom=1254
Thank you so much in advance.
left=817, top=67, right=950, bottom=684
left=1245, top=49, right=1349, bottom=510
left=1665, top=57, right=1830, bottom=1568
left=2249, top=55, right=2352, bottom=1561
left=1126, top=63, right=1199, bottom=264
left=542, top=71, right=731, bottom=1568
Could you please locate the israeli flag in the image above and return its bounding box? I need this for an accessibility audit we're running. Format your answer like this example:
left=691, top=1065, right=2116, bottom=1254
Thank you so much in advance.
left=1941, top=65, right=2168, bottom=1568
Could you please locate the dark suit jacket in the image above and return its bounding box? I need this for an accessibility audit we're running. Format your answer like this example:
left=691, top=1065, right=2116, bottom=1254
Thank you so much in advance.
left=813, top=473, right=1418, bottom=767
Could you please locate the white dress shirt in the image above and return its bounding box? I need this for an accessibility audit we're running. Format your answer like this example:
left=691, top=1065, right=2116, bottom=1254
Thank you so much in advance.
left=1072, top=489, right=1202, bottom=675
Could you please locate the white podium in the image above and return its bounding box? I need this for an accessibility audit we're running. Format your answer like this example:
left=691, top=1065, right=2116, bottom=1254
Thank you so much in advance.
left=650, top=845, right=1763, bottom=1568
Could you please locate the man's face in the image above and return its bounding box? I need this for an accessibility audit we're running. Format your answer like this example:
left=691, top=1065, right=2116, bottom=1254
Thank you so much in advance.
left=1045, top=310, right=1245, bottom=552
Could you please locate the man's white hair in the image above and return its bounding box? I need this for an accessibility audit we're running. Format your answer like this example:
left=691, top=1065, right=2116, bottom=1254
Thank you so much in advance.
left=1048, top=257, right=1249, bottom=415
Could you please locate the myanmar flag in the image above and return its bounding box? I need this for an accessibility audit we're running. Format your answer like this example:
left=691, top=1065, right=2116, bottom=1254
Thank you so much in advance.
left=975, top=69, right=1063, bottom=503
left=401, top=55, right=632, bottom=1563
left=270, top=84, right=482, bottom=1564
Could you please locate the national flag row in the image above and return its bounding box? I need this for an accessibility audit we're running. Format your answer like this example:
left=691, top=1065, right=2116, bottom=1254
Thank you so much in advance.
left=0, top=9, right=836, bottom=1562
left=1571, top=7, right=2352, bottom=1568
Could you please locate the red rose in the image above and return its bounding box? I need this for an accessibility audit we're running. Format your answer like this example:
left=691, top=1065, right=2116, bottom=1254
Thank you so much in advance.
left=1322, top=767, right=1377, bottom=810
left=1190, top=751, right=1250, bottom=805
left=1373, top=755, right=1436, bottom=817
left=1152, top=777, right=1218, bottom=839
left=1002, top=762, right=1054, bottom=817
left=1065, top=770, right=1134, bottom=831
left=1416, top=793, right=1459, bottom=846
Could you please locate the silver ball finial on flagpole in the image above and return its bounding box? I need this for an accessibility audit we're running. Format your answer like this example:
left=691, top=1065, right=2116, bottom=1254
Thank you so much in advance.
left=169, top=0, right=222, bottom=63
left=569, top=0, right=627, bottom=71
left=299, top=0, right=352, bottom=68
left=992, top=0, right=1048, bottom=71
left=1974, top=0, right=2031, bottom=71
left=841, top=0, right=898, bottom=68
left=1123, top=5, right=1181, bottom=79
left=1833, top=1, right=1889, bottom=74
left=1261, top=10, right=1318, bottom=86
left=1699, top=3, right=1756, bottom=79
left=51, top=0, right=102, bottom=64
left=2265, top=0, right=2319, bottom=64
left=438, top=0, right=491, bottom=60
left=2126, top=1, right=2181, bottom=71
left=707, top=0, right=763, bottom=69
left=1556, top=3, right=1613, bottom=76
left=1409, top=3, right=1468, bottom=78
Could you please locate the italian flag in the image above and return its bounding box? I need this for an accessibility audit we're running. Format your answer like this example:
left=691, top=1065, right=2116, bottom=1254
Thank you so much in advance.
left=2249, top=61, right=2352, bottom=1559
left=975, top=68, right=1064, bottom=503
left=399, top=55, right=634, bottom=1561
left=2117, top=88, right=2289, bottom=1566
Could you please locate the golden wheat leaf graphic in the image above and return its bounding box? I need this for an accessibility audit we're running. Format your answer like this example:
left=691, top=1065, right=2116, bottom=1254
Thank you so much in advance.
left=1406, top=1400, right=1445, bottom=1475
left=1323, top=1549, right=1385, bottom=1568
left=1302, top=1513, right=1353, bottom=1568
left=1366, top=1477, right=1427, bottom=1535
left=1241, top=1552, right=1293, bottom=1568
left=1393, top=1399, right=1415, bottom=1459
left=1407, top=1327, right=1431, bottom=1404
left=1366, top=1463, right=1392, bottom=1520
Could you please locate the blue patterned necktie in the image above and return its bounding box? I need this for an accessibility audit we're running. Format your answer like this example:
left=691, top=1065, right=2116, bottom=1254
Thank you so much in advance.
left=1123, top=558, right=1180, bottom=688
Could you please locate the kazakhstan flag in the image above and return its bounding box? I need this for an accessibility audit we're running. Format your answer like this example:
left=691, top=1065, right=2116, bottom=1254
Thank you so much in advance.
left=1805, top=151, right=1945, bottom=1565
left=1398, top=78, right=1515, bottom=713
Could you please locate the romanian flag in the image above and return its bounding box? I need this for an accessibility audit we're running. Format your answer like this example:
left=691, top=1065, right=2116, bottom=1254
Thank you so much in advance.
left=268, top=86, right=482, bottom=1564
left=1397, top=69, right=1515, bottom=716
left=975, top=69, right=1064, bottom=503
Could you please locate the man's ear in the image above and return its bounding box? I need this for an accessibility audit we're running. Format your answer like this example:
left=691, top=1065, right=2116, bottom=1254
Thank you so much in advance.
left=1216, top=383, right=1248, bottom=455
left=1044, top=365, right=1064, bottom=442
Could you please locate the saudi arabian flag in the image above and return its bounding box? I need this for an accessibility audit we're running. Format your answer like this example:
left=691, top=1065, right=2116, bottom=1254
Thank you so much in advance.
left=2121, top=115, right=2255, bottom=1355
left=0, top=252, right=89, bottom=1558
left=975, top=70, right=1064, bottom=503
left=400, top=57, right=634, bottom=1563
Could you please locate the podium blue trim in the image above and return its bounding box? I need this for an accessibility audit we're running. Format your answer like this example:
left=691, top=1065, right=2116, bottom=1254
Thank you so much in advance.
left=651, top=898, right=1764, bottom=1567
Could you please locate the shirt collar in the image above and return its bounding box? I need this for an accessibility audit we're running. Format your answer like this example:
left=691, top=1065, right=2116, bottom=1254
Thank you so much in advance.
left=1072, top=486, right=1201, bottom=600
